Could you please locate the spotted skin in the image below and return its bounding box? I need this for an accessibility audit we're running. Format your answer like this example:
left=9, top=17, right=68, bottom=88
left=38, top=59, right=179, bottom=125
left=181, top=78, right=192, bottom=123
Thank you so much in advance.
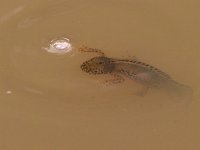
left=80, top=46, right=192, bottom=97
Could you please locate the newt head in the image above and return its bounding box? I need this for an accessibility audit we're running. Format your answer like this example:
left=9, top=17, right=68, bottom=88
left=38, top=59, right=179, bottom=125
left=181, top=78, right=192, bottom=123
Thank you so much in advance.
left=81, top=56, right=115, bottom=74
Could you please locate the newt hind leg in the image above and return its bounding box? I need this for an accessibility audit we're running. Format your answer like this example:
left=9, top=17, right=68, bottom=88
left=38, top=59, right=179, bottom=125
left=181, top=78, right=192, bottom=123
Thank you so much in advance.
left=79, top=46, right=105, bottom=56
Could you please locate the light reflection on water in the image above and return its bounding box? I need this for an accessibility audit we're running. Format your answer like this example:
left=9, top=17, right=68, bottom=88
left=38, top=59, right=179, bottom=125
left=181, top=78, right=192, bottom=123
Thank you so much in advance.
left=43, top=37, right=73, bottom=54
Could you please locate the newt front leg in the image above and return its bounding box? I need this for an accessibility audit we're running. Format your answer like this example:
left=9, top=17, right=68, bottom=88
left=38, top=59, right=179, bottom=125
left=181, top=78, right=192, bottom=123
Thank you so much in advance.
left=102, top=74, right=125, bottom=86
left=79, top=46, right=105, bottom=56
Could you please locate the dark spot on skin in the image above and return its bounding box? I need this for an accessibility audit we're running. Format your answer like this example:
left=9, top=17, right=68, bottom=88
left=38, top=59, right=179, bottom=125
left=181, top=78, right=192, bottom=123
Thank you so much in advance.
left=154, top=68, right=158, bottom=71
left=141, top=63, right=145, bottom=65
left=135, top=61, right=141, bottom=64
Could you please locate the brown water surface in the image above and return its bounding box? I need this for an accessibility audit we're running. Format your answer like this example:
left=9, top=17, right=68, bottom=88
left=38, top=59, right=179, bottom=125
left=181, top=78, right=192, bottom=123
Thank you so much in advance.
left=0, top=0, right=200, bottom=150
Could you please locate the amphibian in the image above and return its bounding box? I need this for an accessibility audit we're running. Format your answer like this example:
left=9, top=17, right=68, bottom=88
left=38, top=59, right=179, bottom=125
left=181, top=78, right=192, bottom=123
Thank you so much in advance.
left=80, top=46, right=192, bottom=96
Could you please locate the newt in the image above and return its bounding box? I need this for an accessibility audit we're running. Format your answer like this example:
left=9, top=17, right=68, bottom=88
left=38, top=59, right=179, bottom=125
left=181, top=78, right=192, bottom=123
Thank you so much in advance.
left=79, top=46, right=192, bottom=97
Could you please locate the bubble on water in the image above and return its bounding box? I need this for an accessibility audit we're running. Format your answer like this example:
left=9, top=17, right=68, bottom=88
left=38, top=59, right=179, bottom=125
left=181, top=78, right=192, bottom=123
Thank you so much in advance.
left=43, top=37, right=72, bottom=54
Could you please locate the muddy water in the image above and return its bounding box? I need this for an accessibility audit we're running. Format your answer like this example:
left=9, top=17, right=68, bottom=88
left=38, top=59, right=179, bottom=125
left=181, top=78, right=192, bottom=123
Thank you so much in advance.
left=0, top=0, right=200, bottom=150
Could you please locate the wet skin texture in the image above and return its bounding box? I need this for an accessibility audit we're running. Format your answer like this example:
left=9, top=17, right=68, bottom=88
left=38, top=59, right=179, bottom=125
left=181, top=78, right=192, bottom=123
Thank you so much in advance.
left=80, top=47, right=192, bottom=97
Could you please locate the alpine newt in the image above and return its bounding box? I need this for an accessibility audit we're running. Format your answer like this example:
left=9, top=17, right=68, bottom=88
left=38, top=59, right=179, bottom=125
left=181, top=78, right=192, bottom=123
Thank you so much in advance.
left=79, top=46, right=192, bottom=97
